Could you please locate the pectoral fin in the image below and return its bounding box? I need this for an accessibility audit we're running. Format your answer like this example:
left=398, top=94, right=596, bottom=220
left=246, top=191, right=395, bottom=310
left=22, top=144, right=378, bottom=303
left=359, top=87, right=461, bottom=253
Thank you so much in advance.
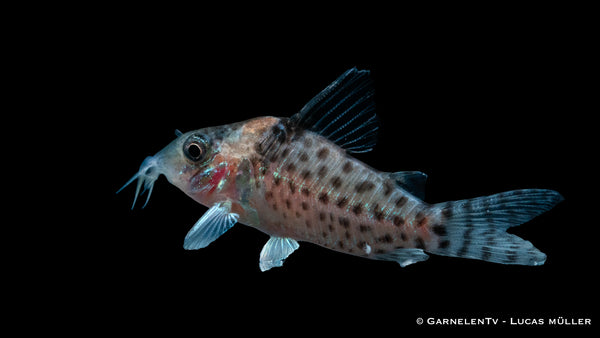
left=259, top=237, right=300, bottom=272
left=183, top=201, right=239, bottom=250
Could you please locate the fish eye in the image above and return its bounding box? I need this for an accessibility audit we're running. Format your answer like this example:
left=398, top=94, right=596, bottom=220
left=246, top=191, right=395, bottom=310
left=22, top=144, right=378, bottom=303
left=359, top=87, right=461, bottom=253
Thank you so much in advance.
left=183, top=135, right=209, bottom=162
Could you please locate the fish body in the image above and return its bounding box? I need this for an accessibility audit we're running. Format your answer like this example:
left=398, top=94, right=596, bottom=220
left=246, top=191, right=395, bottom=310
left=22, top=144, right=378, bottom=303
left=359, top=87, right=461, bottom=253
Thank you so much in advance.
left=243, top=119, right=431, bottom=259
left=118, top=68, right=563, bottom=271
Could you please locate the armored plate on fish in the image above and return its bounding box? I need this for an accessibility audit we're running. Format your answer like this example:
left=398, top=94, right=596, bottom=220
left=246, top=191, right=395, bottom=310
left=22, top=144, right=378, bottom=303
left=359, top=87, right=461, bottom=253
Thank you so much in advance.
left=118, top=68, right=563, bottom=271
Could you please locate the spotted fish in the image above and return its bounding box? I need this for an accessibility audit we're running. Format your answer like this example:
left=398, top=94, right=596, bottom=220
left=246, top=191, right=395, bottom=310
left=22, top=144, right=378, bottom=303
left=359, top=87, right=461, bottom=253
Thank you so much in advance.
left=117, top=68, right=563, bottom=271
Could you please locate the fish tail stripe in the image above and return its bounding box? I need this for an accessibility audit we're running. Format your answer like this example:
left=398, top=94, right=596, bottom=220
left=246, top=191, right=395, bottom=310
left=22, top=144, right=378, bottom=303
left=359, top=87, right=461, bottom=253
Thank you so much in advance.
left=430, top=189, right=563, bottom=265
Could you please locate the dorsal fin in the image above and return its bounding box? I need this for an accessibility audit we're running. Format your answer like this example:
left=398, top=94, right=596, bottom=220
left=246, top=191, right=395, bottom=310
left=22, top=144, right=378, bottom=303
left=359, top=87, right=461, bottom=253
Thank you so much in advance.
left=289, top=68, right=379, bottom=153
left=388, top=171, right=428, bottom=200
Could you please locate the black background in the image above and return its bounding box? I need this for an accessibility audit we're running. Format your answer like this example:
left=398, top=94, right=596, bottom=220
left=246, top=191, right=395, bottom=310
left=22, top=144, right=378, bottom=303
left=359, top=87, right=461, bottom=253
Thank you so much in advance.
left=31, top=4, right=595, bottom=335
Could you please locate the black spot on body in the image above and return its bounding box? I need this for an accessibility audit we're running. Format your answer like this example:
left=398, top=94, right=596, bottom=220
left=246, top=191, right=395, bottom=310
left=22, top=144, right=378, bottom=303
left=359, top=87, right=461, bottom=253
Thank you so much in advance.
left=301, top=201, right=309, bottom=210
left=383, top=181, right=394, bottom=196
left=319, top=212, right=326, bottom=221
left=301, top=170, right=312, bottom=180
left=317, top=148, right=329, bottom=159
left=441, top=205, right=454, bottom=219
left=352, top=204, right=363, bottom=215
left=299, top=152, right=309, bottom=162
left=415, top=237, right=425, bottom=249
left=431, top=224, right=446, bottom=236
left=342, top=162, right=353, bottom=173
left=393, top=216, right=404, bottom=227
left=359, top=224, right=372, bottom=232
left=318, top=192, right=329, bottom=204
left=338, top=217, right=350, bottom=228
left=288, top=181, right=296, bottom=194
left=285, top=199, right=291, bottom=209
left=372, top=204, right=384, bottom=222
left=395, top=196, right=408, bottom=207
left=318, top=165, right=328, bottom=177
left=415, top=212, right=427, bottom=227
left=273, top=176, right=281, bottom=186
left=301, top=187, right=310, bottom=196
left=268, top=153, right=279, bottom=163
left=374, top=210, right=384, bottom=222
left=377, top=234, right=393, bottom=243
left=336, top=196, right=348, bottom=208
left=285, top=163, right=296, bottom=173
left=330, top=176, right=342, bottom=189
left=355, top=180, right=375, bottom=193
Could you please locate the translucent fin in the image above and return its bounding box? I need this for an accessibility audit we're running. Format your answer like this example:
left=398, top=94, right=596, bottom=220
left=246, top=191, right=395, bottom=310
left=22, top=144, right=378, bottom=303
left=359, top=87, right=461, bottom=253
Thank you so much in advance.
left=434, top=189, right=564, bottom=230
left=430, top=189, right=563, bottom=265
left=388, top=171, right=428, bottom=200
left=374, top=248, right=429, bottom=267
left=259, top=236, right=300, bottom=272
left=289, top=68, right=379, bottom=153
left=183, top=201, right=239, bottom=250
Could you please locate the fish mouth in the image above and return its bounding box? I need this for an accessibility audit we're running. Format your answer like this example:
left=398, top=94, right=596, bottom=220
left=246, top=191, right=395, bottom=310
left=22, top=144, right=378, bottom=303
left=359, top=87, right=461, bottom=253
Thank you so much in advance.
left=116, top=155, right=162, bottom=209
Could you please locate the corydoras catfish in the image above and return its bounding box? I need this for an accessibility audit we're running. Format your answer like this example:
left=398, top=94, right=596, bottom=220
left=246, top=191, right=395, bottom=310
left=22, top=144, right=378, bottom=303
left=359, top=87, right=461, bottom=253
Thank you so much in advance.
left=117, top=68, right=563, bottom=271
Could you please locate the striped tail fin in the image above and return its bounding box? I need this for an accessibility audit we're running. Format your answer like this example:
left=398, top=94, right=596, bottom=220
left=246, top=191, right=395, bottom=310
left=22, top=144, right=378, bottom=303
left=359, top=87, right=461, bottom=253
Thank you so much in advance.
left=430, top=189, right=563, bottom=265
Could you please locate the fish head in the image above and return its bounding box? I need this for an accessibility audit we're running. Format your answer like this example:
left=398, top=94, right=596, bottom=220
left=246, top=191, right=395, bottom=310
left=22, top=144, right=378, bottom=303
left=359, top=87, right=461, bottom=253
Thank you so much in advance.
left=118, top=117, right=284, bottom=210
left=117, top=124, right=241, bottom=209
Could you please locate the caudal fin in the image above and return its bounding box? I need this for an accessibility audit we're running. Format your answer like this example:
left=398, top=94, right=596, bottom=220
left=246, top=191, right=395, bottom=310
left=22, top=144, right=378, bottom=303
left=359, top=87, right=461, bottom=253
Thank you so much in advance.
left=430, top=189, right=563, bottom=266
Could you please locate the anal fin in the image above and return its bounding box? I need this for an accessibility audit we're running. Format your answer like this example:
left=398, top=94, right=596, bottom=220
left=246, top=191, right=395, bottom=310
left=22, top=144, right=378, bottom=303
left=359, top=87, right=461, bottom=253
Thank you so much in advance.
left=259, top=237, right=300, bottom=272
left=374, top=248, right=429, bottom=267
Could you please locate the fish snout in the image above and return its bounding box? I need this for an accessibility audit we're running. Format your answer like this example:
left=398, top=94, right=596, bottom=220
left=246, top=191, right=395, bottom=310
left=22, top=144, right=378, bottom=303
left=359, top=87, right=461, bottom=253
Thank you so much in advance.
left=138, top=155, right=162, bottom=181
left=117, top=155, right=165, bottom=209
